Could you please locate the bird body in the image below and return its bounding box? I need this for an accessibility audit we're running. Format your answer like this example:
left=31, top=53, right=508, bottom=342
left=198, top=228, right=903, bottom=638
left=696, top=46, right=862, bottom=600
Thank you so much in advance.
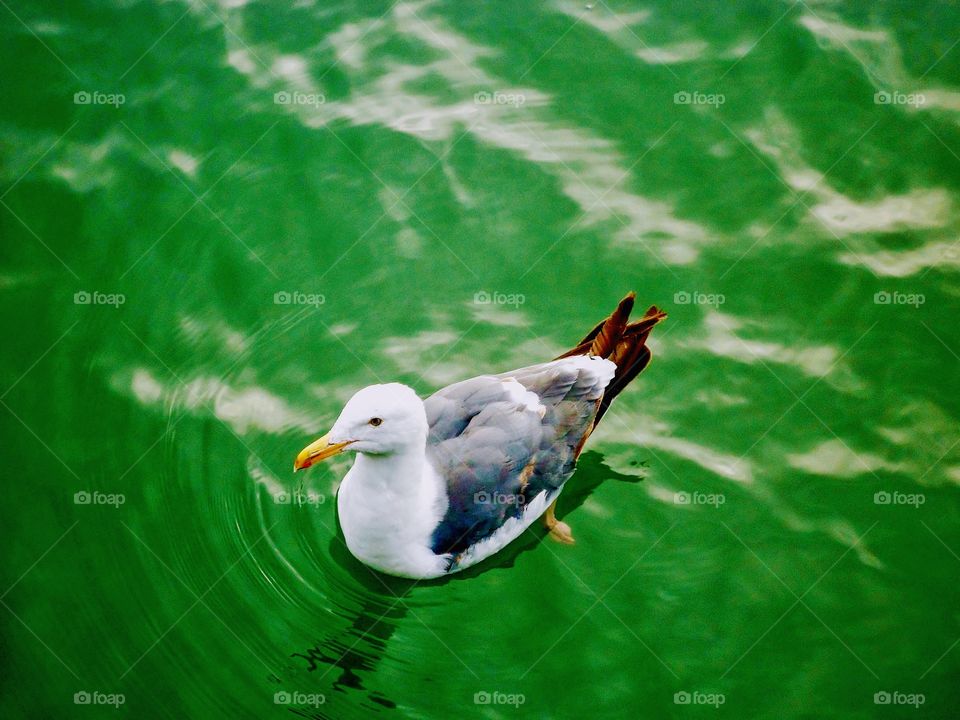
left=295, top=294, right=665, bottom=579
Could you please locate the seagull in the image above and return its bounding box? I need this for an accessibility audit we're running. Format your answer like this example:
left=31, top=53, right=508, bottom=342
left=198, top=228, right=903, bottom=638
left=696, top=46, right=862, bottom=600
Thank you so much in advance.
left=294, top=293, right=665, bottom=579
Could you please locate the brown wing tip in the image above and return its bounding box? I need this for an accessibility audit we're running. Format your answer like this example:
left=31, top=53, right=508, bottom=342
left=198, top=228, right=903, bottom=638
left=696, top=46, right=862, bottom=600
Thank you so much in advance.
left=590, top=296, right=665, bottom=425
left=622, top=304, right=667, bottom=337
left=590, top=293, right=635, bottom=357
left=558, top=294, right=665, bottom=360
left=643, top=304, right=667, bottom=321
left=616, top=292, right=636, bottom=317
left=621, top=294, right=667, bottom=324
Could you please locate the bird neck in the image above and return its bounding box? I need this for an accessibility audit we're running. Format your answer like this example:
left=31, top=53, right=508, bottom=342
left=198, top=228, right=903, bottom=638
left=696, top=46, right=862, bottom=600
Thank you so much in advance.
left=352, top=442, right=427, bottom=493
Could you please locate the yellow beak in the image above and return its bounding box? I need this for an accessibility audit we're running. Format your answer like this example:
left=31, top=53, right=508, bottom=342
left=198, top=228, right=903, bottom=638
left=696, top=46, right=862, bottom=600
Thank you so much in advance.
left=293, top=433, right=354, bottom=472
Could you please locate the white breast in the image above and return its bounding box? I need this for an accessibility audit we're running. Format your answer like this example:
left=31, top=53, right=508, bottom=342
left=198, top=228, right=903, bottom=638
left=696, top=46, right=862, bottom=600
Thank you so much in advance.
left=337, top=458, right=450, bottom=579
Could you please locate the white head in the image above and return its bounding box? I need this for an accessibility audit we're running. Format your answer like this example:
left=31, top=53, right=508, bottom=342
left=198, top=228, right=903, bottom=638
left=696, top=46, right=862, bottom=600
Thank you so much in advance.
left=294, top=383, right=427, bottom=470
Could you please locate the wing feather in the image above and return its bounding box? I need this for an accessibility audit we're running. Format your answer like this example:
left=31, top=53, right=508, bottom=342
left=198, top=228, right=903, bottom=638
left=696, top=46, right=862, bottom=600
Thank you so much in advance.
left=423, top=357, right=614, bottom=555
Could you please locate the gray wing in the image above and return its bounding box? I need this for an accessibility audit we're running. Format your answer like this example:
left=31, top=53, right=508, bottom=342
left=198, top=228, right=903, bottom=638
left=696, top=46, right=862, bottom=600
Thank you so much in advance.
left=423, top=356, right=615, bottom=556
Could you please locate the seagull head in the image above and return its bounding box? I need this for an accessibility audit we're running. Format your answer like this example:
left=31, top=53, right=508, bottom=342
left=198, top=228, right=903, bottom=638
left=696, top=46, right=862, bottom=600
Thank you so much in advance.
left=294, top=383, right=427, bottom=471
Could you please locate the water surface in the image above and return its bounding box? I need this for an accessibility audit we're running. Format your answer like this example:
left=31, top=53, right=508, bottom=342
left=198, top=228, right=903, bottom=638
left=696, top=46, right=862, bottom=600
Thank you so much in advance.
left=2, top=1, right=959, bottom=718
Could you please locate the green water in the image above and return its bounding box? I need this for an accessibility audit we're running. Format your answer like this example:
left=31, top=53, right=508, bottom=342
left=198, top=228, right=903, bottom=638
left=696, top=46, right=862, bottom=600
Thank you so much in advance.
left=2, top=1, right=959, bottom=717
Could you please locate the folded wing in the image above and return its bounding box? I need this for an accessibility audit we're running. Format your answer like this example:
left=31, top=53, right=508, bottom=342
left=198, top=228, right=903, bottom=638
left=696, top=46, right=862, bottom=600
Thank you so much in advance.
left=424, top=356, right=614, bottom=555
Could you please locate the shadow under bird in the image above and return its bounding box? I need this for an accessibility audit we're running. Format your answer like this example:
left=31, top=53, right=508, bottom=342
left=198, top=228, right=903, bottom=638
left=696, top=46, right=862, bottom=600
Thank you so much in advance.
left=294, top=293, right=665, bottom=579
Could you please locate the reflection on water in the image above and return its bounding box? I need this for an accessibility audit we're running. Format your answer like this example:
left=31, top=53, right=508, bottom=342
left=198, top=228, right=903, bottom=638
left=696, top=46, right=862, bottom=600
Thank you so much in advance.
left=2, top=0, right=960, bottom=717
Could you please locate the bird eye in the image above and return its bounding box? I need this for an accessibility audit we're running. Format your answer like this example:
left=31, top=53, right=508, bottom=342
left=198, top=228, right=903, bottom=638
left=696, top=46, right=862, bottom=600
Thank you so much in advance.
left=368, top=417, right=383, bottom=427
